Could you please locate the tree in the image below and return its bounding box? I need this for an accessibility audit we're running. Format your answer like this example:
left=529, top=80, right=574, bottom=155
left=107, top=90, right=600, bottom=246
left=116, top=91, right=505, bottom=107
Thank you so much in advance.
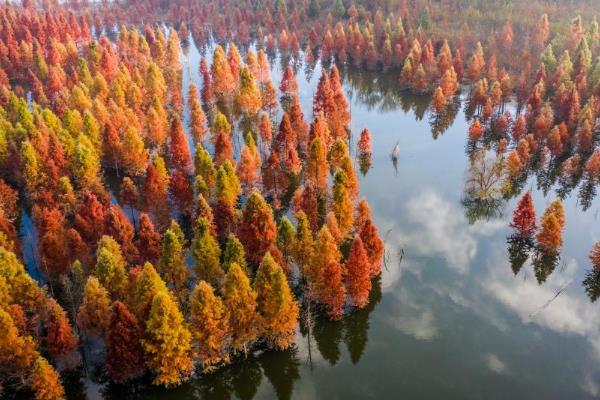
left=345, top=236, right=371, bottom=308
left=213, top=130, right=234, bottom=167
left=0, top=307, right=38, bottom=390
left=279, top=65, right=298, bottom=99
left=211, top=45, right=235, bottom=99
left=120, top=127, right=148, bottom=176
left=239, top=190, right=277, bottom=266
left=194, top=144, right=216, bottom=189
left=277, top=217, right=295, bottom=265
left=43, top=298, right=78, bottom=362
left=223, top=234, right=248, bottom=274
left=29, top=356, right=65, bottom=400
left=510, top=192, right=537, bottom=240
left=192, top=217, right=223, bottom=286
left=188, top=84, right=208, bottom=142
left=222, top=263, right=259, bottom=355
left=189, top=281, right=230, bottom=371
left=255, top=254, right=298, bottom=343
left=536, top=201, right=564, bottom=254
left=106, top=301, right=145, bottom=383
left=77, top=276, right=111, bottom=338
left=237, top=141, right=261, bottom=192
left=169, top=118, right=192, bottom=174
left=157, top=228, right=189, bottom=293
left=142, top=291, right=194, bottom=387
left=130, top=262, right=168, bottom=321
left=94, top=235, right=128, bottom=300
left=119, top=177, right=139, bottom=225
left=359, top=215, right=384, bottom=277
left=136, top=213, right=162, bottom=264
left=358, top=128, right=372, bottom=155
left=307, top=226, right=343, bottom=316
left=237, top=66, right=261, bottom=116
left=306, top=138, right=328, bottom=193
left=318, top=258, right=346, bottom=320
left=104, top=205, right=139, bottom=263
left=329, top=65, right=349, bottom=126
left=293, top=211, right=314, bottom=272
left=332, top=171, right=354, bottom=236
left=468, top=118, right=484, bottom=141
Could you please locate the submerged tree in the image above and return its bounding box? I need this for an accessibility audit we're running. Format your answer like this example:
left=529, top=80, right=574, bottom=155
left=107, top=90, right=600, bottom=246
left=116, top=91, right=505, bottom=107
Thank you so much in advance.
left=254, top=252, right=299, bottom=350
left=106, top=301, right=145, bottom=383
left=189, top=281, right=230, bottom=371
left=142, top=291, right=194, bottom=387
left=510, top=192, right=537, bottom=240
left=222, top=263, right=259, bottom=355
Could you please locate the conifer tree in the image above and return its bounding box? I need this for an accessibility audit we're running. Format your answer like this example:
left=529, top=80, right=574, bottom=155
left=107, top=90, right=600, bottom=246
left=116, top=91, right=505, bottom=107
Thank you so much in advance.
left=29, top=356, right=65, bottom=400
left=131, top=262, right=168, bottom=321
left=189, top=281, right=230, bottom=371
left=254, top=252, right=299, bottom=349
left=136, top=213, right=162, bottom=264
left=306, top=137, right=328, bottom=193
left=277, top=216, right=296, bottom=265
left=359, top=216, right=384, bottom=277
left=192, top=217, right=223, bottom=286
left=158, top=228, right=189, bottom=293
left=222, top=263, right=259, bottom=355
left=77, top=276, right=111, bottom=338
left=43, top=298, right=78, bottom=363
left=332, top=171, right=354, bottom=236
left=169, top=118, right=192, bottom=174
left=239, top=190, right=277, bottom=265
left=237, top=66, right=261, bottom=116
left=188, top=83, right=208, bottom=143
left=345, top=236, right=371, bottom=308
left=94, top=235, right=128, bottom=300
left=211, top=45, right=235, bottom=99
left=223, top=234, right=248, bottom=274
left=106, top=301, right=145, bottom=383
left=510, top=192, right=537, bottom=240
left=142, top=291, right=194, bottom=387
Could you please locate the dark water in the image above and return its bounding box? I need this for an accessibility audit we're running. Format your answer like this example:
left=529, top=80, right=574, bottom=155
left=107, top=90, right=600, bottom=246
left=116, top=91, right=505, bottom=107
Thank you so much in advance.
left=44, top=36, right=600, bottom=399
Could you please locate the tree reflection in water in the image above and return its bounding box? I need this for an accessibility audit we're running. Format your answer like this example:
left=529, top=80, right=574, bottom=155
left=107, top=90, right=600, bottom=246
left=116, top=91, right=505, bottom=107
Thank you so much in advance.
left=583, top=268, right=600, bottom=302
left=462, top=150, right=505, bottom=224
left=343, top=277, right=382, bottom=364
left=229, top=357, right=262, bottom=400
left=259, top=347, right=300, bottom=400
left=507, top=236, right=532, bottom=276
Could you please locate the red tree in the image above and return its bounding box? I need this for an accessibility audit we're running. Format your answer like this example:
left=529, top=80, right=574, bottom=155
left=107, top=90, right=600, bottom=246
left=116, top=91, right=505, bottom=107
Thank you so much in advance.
left=510, top=192, right=537, bottom=239
left=169, top=119, right=193, bottom=174
left=345, top=236, right=372, bottom=308
left=106, top=301, right=145, bottom=383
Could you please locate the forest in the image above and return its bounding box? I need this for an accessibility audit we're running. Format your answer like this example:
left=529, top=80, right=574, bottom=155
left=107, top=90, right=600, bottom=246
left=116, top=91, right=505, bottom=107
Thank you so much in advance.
left=1, top=0, right=600, bottom=399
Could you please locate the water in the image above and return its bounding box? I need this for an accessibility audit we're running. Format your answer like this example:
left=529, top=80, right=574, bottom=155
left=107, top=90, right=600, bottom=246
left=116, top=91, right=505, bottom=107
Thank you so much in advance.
left=57, top=37, right=600, bottom=398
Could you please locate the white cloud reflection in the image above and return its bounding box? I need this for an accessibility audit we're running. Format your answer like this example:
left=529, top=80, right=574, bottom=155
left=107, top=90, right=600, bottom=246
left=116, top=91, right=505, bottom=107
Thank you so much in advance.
left=394, top=190, right=505, bottom=274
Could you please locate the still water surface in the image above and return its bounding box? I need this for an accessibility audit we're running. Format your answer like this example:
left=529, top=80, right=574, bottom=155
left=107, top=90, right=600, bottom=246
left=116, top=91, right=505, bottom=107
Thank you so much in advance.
left=43, top=37, right=600, bottom=399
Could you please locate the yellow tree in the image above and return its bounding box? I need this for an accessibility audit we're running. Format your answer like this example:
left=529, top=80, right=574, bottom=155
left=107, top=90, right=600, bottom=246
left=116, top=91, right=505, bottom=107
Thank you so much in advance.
left=253, top=252, right=299, bottom=349
left=142, top=291, right=194, bottom=387
left=222, top=263, right=259, bottom=355
left=189, top=281, right=230, bottom=371
left=77, top=276, right=111, bottom=338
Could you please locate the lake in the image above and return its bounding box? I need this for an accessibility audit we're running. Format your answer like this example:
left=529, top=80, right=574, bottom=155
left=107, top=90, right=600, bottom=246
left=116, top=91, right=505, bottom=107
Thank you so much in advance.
left=49, top=36, right=600, bottom=399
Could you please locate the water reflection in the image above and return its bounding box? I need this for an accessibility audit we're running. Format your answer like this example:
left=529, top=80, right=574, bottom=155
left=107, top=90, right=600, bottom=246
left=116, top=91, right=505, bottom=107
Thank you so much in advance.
left=343, top=277, right=382, bottom=364
left=258, top=348, right=300, bottom=400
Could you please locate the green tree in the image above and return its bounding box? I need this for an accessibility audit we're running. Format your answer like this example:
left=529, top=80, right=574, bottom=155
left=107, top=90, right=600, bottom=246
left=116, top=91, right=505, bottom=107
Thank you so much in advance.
left=192, top=217, right=223, bottom=286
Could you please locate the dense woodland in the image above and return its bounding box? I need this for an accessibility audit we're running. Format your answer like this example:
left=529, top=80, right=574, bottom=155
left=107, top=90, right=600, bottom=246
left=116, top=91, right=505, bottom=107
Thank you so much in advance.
left=0, top=0, right=600, bottom=399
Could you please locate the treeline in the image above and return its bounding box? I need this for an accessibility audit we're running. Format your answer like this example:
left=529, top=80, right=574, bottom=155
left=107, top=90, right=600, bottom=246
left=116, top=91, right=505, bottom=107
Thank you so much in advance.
left=0, top=4, right=384, bottom=399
